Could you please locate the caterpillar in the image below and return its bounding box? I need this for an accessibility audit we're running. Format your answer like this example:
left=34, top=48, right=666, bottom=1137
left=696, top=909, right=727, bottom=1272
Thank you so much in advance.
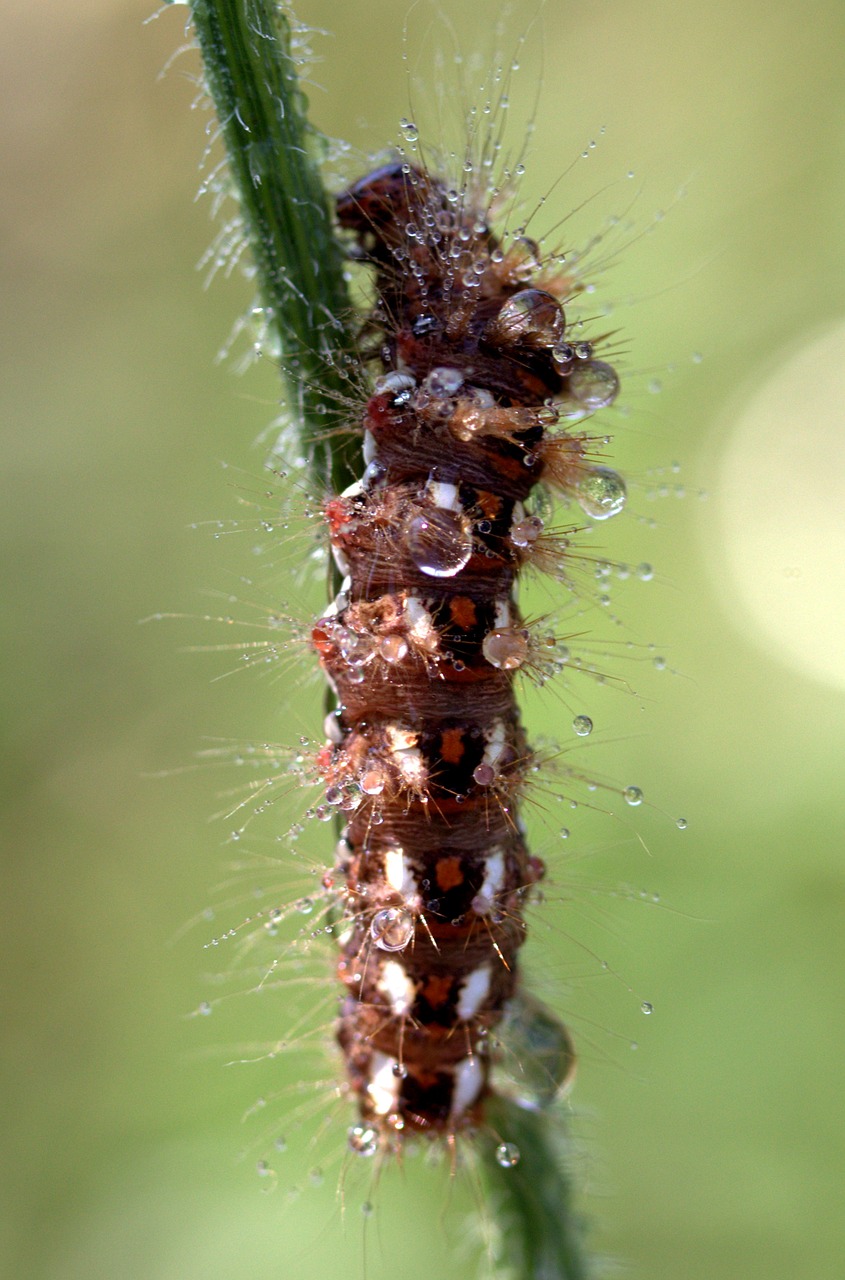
left=313, top=159, right=623, bottom=1150
left=182, top=9, right=678, bottom=1256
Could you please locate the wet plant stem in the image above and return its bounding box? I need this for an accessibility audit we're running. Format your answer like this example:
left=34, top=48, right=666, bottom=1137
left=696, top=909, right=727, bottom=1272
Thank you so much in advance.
left=187, top=0, right=358, bottom=494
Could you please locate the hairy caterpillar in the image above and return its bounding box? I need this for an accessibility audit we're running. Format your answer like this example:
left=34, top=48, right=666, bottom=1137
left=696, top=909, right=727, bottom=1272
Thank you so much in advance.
left=318, top=159, right=622, bottom=1147
left=182, top=8, right=681, bottom=1268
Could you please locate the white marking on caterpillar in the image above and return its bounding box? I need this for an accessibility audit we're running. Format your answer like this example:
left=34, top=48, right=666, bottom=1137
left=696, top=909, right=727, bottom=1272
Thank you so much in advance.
left=379, top=958, right=416, bottom=1016
left=427, top=479, right=461, bottom=512
left=457, top=964, right=492, bottom=1020
left=384, top=845, right=419, bottom=902
left=472, top=848, right=506, bottom=915
left=367, top=1052, right=402, bottom=1117
left=449, top=1055, right=484, bottom=1120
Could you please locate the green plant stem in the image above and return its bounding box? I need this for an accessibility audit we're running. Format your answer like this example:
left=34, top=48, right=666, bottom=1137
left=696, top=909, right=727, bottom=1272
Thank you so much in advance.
left=184, top=3, right=590, bottom=1276
left=187, top=0, right=358, bottom=495
left=481, top=1096, right=590, bottom=1280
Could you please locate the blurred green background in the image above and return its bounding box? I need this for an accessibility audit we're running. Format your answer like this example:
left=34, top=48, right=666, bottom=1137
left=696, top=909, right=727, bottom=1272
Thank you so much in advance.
left=3, top=1, right=845, bottom=1277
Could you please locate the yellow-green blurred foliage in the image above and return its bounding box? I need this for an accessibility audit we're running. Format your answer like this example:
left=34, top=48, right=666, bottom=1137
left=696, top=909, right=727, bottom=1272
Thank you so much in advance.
left=3, top=2, right=844, bottom=1277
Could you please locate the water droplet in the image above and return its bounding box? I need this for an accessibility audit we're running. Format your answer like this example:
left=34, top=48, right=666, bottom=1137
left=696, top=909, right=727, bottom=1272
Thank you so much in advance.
left=370, top=906, right=415, bottom=951
left=576, top=467, right=627, bottom=520
left=490, top=289, right=564, bottom=348
left=567, top=360, right=620, bottom=410
left=572, top=714, right=593, bottom=737
left=623, top=785, right=644, bottom=807
left=551, top=342, right=575, bottom=374
left=405, top=508, right=473, bottom=577
left=510, top=515, right=544, bottom=548
left=197, top=1001, right=212, bottom=1016
left=378, top=634, right=408, bottom=664
left=482, top=627, right=529, bottom=670
left=423, top=366, right=464, bottom=397
left=348, top=1124, right=379, bottom=1157
left=360, top=768, right=386, bottom=796
left=676, top=817, right=688, bottom=830
left=473, top=763, right=496, bottom=787
left=559, top=827, right=570, bottom=840
left=493, top=989, right=577, bottom=1107
left=296, top=897, right=314, bottom=915
left=641, top=1001, right=654, bottom=1015
left=495, top=1142, right=521, bottom=1168
left=637, top=562, right=654, bottom=581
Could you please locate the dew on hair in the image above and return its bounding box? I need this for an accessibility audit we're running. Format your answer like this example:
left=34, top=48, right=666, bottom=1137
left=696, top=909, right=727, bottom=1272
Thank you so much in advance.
left=492, top=288, right=564, bottom=348
left=623, top=785, right=644, bottom=807
left=360, top=768, right=387, bottom=796
left=572, top=715, right=593, bottom=737
left=510, top=515, right=544, bottom=548
left=641, top=1001, right=654, bottom=1015
left=370, top=906, right=415, bottom=952
left=348, top=1124, right=379, bottom=1158
left=482, top=627, right=529, bottom=670
left=676, top=817, right=688, bottom=830
left=495, top=1142, right=521, bottom=1168
left=575, top=467, right=627, bottom=521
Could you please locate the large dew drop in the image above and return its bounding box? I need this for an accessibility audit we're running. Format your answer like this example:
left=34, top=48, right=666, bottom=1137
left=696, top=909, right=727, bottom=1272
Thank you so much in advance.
left=406, top=508, right=473, bottom=577
left=482, top=626, right=529, bottom=670
left=493, top=990, right=576, bottom=1109
left=568, top=359, right=620, bottom=410
left=370, top=906, right=415, bottom=951
left=576, top=467, right=627, bottom=520
left=490, top=288, right=565, bottom=349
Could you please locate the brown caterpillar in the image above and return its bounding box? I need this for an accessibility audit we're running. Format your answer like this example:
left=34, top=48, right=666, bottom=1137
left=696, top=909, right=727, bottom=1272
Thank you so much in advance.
left=311, top=160, right=625, bottom=1151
